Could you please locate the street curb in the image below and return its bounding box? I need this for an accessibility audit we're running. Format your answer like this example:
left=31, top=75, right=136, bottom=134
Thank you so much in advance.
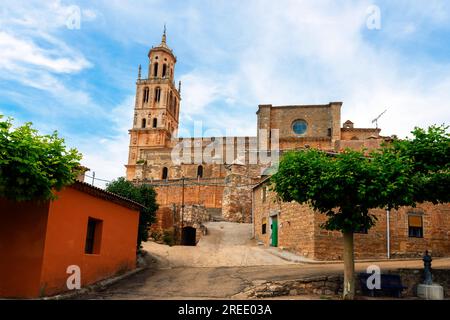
left=265, top=248, right=444, bottom=265
left=41, top=267, right=146, bottom=300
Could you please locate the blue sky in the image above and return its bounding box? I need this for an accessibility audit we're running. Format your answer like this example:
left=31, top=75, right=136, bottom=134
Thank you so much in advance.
left=1, top=0, right=450, bottom=186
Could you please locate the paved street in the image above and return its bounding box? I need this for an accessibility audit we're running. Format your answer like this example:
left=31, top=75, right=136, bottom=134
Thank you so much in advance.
left=77, top=222, right=450, bottom=300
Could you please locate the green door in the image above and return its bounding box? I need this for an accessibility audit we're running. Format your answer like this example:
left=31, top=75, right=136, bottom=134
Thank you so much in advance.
left=271, top=218, right=278, bottom=247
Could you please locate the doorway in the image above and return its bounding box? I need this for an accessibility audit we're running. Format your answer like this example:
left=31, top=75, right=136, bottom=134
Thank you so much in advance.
left=270, top=216, right=278, bottom=247
left=181, top=226, right=196, bottom=246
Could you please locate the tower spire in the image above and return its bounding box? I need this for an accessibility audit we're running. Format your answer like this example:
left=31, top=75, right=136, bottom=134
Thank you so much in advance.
left=162, top=24, right=167, bottom=44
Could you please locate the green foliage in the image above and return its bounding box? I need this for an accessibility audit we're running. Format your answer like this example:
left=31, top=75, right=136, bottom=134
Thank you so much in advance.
left=387, top=125, right=450, bottom=204
left=106, top=177, right=158, bottom=250
left=271, top=124, right=450, bottom=234
left=272, top=149, right=380, bottom=233
left=0, top=116, right=82, bottom=201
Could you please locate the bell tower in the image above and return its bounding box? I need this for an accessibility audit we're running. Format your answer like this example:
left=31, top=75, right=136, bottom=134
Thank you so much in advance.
left=126, top=27, right=181, bottom=180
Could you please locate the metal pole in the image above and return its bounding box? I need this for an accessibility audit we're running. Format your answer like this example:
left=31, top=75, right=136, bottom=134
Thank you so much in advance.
left=181, top=176, right=185, bottom=228
left=386, top=208, right=391, bottom=259
left=92, top=171, right=95, bottom=186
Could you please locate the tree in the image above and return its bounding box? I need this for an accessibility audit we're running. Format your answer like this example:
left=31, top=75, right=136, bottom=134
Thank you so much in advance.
left=271, top=125, right=449, bottom=299
left=106, top=177, right=158, bottom=251
left=0, top=116, right=82, bottom=201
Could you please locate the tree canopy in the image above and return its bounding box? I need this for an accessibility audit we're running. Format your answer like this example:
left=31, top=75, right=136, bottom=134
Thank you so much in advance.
left=270, top=124, right=449, bottom=299
left=106, top=177, right=158, bottom=250
left=0, top=116, right=82, bottom=201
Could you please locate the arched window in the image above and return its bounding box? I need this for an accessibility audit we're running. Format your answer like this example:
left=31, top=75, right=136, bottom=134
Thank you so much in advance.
left=162, top=64, right=167, bottom=77
left=153, top=62, right=159, bottom=77
left=154, top=87, right=161, bottom=102
left=162, top=167, right=168, bottom=180
left=153, top=118, right=157, bottom=128
left=174, top=98, right=178, bottom=116
left=169, top=91, right=173, bottom=112
left=142, top=87, right=149, bottom=103
left=141, top=118, right=146, bottom=128
left=197, top=165, right=203, bottom=178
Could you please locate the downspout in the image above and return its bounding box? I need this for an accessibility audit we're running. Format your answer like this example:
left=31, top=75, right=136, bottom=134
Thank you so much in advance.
left=251, top=187, right=255, bottom=239
left=386, top=207, right=390, bottom=259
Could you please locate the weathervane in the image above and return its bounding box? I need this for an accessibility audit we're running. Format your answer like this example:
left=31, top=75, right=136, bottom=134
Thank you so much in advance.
left=372, top=109, right=388, bottom=129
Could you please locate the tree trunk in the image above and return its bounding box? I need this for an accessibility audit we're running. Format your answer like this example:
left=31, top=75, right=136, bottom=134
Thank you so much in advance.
left=342, top=231, right=355, bottom=300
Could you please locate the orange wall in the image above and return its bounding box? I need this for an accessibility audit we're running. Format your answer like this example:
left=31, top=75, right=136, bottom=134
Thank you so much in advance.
left=0, top=199, right=50, bottom=298
left=38, top=186, right=139, bottom=296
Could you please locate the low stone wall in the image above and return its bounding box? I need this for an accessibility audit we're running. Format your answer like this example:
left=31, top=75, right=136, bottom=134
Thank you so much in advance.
left=392, top=269, right=450, bottom=297
left=235, top=269, right=450, bottom=299
left=235, top=275, right=343, bottom=299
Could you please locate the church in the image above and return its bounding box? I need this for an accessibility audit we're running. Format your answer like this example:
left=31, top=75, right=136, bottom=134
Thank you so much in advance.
left=125, top=31, right=450, bottom=258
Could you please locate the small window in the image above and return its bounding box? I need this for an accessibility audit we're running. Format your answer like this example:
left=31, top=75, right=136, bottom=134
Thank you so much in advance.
left=162, top=167, right=168, bottom=180
left=197, top=165, right=203, bottom=178
left=85, top=218, right=102, bottom=254
left=162, top=64, right=167, bottom=77
left=327, top=128, right=332, bottom=137
left=141, top=118, right=146, bottom=128
left=409, top=215, right=423, bottom=238
left=153, top=118, right=157, bottom=128
left=142, top=87, right=149, bottom=103
left=262, top=218, right=267, bottom=234
left=153, top=62, right=159, bottom=77
left=262, top=186, right=267, bottom=202
left=155, top=87, right=161, bottom=102
left=292, top=120, right=308, bottom=135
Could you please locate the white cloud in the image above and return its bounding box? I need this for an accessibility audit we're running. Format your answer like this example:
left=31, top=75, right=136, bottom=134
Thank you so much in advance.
left=0, top=31, right=90, bottom=73
left=75, top=96, right=134, bottom=188
left=171, top=0, right=450, bottom=138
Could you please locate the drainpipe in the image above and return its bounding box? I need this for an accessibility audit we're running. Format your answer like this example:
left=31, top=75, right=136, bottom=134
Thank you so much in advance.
left=251, top=187, right=255, bottom=239
left=386, top=207, right=390, bottom=259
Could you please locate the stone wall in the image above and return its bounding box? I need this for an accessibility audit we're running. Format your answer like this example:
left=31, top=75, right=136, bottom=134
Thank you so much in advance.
left=253, top=184, right=316, bottom=258
left=153, top=182, right=224, bottom=209
left=222, top=164, right=260, bottom=223
left=253, top=181, right=450, bottom=261
left=234, top=269, right=450, bottom=299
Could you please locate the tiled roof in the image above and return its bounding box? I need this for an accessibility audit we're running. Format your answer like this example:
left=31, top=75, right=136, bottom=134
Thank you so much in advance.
left=70, top=181, right=145, bottom=211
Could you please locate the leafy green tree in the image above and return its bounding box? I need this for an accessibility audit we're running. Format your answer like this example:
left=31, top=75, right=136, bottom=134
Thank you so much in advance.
left=0, top=116, right=82, bottom=201
left=106, top=177, right=158, bottom=251
left=271, top=125, right=449, bottom=299
left=389, top=125, right=450, bottom=204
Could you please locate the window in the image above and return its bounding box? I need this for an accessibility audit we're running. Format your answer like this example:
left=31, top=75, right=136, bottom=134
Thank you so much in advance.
left=162, top=64, right=167, bottom=77
left=142, top=87, right=149, bottom=103
left=153, top=62, right=159, bottom=77
left=153, top=118, right=157, bottom=128
left=262, top=186, right=267, bottom=202
left=162, top=167, right=168, bottom=180
left=85, top=218, right=102, bottom=254
left=292, top=119, right=308, bottom=135
left=141, top=118, right=146, bottom=128
left=154, top=87, right=161, bottom=102
left=197, top=165, right=203, bottom=178
left=262, top=218, right=267, bottom=234
left=409, top=214, right=423, bottom=238
left=327, top=128, right=332, bottom=137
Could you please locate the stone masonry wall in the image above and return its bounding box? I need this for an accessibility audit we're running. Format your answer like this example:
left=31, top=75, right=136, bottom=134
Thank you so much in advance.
left=254, top=182, right=450, bottom=261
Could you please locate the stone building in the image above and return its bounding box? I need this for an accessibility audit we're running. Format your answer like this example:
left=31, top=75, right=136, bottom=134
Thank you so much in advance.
left=252, top=178, right=450, bottom=260
left=125, top=31, right=389, bottom=234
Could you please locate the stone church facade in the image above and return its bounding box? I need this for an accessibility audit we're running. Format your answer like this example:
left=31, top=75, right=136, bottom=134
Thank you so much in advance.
left=125, top=32, right=403, bottom=241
